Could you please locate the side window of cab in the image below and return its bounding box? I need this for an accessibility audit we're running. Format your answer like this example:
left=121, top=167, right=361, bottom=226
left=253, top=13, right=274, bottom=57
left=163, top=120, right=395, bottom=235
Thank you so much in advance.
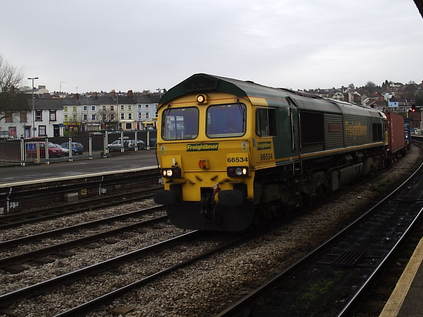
left=256, top=108, right=277, bottom=137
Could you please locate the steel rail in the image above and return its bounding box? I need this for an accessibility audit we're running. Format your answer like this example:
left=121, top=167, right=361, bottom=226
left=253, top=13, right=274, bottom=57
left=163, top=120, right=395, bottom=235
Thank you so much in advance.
left=215, top=160, right=423, bottom=317
left=0, top=231, right=200, bottom=303
left=0, top=205, right=164, bottom=248
left=0, top=186, right=161, bottom=229
left=0, top=215, right=168, bottom=269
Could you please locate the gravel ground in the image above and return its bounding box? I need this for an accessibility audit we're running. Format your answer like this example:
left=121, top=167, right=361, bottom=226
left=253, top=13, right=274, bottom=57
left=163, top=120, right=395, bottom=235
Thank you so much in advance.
left=82, top=145, right=421, bottom=317
left=3, top=232, right=225, bottom=317
left=0, top=222, right=185, bottom=295
left=0, top=199, right=158, bottom=241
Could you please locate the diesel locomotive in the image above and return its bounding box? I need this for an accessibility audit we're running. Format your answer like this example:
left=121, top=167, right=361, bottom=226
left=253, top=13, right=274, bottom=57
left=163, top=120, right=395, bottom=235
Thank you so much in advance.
left=154, top=73, right=391, bottom=231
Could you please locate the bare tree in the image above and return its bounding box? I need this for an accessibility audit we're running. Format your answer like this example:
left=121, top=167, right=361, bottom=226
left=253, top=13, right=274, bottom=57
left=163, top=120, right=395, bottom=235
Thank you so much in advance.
left=0, top=56, right=23, bottom=92
left=0, top=56, right=25, bottom=121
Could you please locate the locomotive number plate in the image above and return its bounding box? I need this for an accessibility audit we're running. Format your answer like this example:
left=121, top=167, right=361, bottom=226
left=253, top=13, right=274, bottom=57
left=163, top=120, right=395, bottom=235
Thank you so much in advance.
left=226, top=153, right=249, bottom=165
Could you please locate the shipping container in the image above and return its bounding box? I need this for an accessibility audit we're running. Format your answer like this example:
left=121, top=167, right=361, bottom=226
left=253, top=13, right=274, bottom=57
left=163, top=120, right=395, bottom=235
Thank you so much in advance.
left=386, top=112, right=406, bottom=154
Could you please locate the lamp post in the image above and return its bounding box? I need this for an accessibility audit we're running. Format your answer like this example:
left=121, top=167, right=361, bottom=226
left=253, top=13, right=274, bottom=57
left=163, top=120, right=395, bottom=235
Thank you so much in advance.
left=28, top=77, right=39, bottom=138
left=116, top=92, right=119, bottom=131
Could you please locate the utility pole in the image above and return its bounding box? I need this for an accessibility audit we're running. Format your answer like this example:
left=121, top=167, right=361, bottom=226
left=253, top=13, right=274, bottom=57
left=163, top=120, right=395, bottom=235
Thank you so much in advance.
left=28, top=77, right=39, bottom=138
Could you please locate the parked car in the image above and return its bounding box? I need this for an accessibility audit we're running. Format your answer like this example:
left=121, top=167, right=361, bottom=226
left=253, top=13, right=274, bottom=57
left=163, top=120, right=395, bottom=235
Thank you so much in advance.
left=108, top=139, right=126, bottom=152
left=48, top=142, right=69, bottom=157
left=107, top=139, right=145, bottom=152
left=128, top=140, right=145, bottom=150
left=26, top=142, right=68, bottom=158
left=60, top=142, right=84, bottom=154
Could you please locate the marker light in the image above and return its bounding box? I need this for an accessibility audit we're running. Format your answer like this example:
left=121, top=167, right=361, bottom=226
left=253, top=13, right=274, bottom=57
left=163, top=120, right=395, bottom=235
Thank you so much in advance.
left=196, top=94, right=207, bottom=104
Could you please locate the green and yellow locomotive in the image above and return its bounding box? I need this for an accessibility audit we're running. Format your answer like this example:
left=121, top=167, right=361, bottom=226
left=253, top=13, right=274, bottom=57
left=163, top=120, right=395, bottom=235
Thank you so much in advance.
left=154, top=74, right=387, bottom=231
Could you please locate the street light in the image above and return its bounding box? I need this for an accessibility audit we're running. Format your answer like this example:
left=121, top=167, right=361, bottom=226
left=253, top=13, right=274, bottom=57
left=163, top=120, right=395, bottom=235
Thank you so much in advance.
left=28, top=77, right=39, bottom=138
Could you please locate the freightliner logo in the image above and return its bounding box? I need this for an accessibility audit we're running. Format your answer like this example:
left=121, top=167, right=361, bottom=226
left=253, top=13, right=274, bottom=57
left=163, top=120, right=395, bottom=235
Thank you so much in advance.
left=186, top=143, right=219, bottom=152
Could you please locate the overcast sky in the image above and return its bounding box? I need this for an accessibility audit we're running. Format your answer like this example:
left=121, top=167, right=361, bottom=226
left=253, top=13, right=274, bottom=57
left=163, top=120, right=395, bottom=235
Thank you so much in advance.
left=1, top=0, right=422, bottom=93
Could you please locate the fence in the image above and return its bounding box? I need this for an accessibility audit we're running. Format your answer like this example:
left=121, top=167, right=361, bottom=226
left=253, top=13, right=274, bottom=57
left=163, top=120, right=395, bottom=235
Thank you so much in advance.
left=0, top=130, right=157, bottom=166
left=0, top=140, right=21, bottom=162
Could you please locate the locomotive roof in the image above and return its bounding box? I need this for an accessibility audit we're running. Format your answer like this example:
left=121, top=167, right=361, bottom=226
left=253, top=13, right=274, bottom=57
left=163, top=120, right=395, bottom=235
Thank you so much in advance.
left=160, top=73, right=382, bottom=118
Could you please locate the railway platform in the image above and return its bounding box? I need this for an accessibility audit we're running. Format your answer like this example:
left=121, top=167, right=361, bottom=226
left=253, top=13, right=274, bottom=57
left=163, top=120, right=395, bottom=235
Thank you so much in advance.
left=380, top=238, right=423, bottom=317
left=0, top=150, right=157, bottom=185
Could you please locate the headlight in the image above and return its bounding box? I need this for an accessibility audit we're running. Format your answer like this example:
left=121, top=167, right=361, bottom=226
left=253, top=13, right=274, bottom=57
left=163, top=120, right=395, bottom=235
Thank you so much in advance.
left=227, top=166, right=249, bottom=177
left=161, top=167, right=181, bottom=178
left=235, top=167, right=243, bottom=176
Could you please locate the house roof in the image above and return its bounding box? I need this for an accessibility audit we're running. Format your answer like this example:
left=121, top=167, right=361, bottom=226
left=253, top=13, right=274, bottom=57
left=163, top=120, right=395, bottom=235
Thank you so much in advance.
left=34, top=98, right=64, bottom=110
left=60, top=95, right=160, bottom=106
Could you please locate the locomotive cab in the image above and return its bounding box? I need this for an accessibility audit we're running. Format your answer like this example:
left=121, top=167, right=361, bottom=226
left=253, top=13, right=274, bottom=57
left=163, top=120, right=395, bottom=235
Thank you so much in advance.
left=155, top=91, right=256, bottom=231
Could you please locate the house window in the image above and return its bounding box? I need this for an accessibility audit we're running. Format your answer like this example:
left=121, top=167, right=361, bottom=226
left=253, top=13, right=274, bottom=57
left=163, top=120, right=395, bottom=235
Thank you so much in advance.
left=73, top=106, right=77, bottom=112
left=126, top=123, right=132, bottom=129
left=146, top=113, right=149, bottom=119
left=83, top=106, right=87, bottom=111
left=128, top=113, right=132, bottom=119
left=145, top=105, right=149, bottom=108
left=91, top=106, right=96, bottom=111
left=83, top=114, right=88, bottom=121
left=5, top=112, right=13, bottom=123
left=110, top=114, right=115, bottom=120
left=121, top=113, right=124, bottom=120
left=38, top=125, right=46, bottom=136
left=138, top=105, right=142, bottom=109
left=64, top=106, right=68, bottom=112
left=91, top=114, right=96, bottom=120
left=64, top=114, right=68, bottom=121
left=138, top=113, right=142, bottom=119
left=49, top=110, right=57, bottom=121
left=128, top=105, right=132, bottom=110
left=8, top=127, right=17, bottom=137
left=103, top=105, right=106, bottom=110
left=111, top=105, right=114, bottom=111
left=121, top=105, right=124, bottom=110
left=20, top=112, right=27, bottom=123
left=35, top=110, right=42, bottom=121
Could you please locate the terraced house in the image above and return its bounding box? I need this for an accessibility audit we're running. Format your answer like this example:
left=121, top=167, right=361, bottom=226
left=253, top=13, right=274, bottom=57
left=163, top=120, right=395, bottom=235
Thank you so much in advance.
left=0, top=98, right=64, bottom=139
left=62, top=94, right=159, bottom=134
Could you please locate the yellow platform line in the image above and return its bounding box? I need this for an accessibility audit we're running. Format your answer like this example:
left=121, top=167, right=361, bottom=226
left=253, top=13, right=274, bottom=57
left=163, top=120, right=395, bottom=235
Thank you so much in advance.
left=379, top=238, right=423, bottom=317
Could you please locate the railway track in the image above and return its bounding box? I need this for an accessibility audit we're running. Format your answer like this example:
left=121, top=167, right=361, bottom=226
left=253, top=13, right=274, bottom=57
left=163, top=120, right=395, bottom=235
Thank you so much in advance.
left=0, top=167, right=160, bottom=227
left=0, top=185, right=161, bottom=229
left=215, top=161, right=423, bottom=317
left=0, top=230, right=247, bottom=317
left=0, top=205, right=166, bottom=271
